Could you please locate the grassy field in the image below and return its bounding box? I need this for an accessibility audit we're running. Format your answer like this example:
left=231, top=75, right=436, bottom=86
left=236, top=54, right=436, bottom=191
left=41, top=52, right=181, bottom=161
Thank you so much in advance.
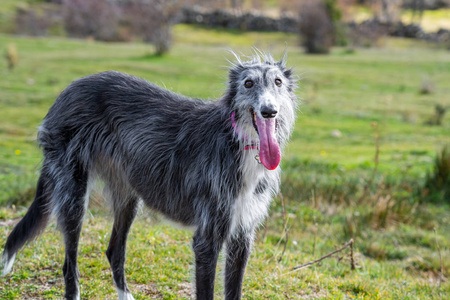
left=0, top=24, right=449, bottom=299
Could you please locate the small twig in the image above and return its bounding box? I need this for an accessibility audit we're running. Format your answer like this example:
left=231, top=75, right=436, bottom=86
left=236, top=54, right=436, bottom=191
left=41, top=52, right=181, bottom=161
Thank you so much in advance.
left=350, top=237, right=356, bottom=270
left=278, top=194, right=289, bottom=262
left=434, top=228, right=445, bottom=285
left=291, top=239, right=354, bottom=272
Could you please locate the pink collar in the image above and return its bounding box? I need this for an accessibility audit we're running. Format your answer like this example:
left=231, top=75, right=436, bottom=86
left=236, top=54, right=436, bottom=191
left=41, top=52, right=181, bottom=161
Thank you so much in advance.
left=231, top=112, right=259, bottom=150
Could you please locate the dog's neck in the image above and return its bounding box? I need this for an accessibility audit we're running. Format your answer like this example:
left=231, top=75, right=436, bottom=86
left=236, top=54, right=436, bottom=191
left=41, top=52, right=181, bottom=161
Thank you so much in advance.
left=230, top=112, right=259, bottom=150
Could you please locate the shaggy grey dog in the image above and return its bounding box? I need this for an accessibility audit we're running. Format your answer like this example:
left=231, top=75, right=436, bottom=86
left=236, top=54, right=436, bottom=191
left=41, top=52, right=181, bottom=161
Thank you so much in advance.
left=1, top=51, right=297, bottom=300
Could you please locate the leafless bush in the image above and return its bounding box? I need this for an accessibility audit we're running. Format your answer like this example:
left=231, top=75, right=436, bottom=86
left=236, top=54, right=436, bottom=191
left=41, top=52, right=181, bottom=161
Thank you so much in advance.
left=249, top=0, right=264, bottom=10
left=370, top=0, right=402, bottom=24
left=299, top=1, right=334, bottom=54
left=123, top=0, right=182, bottom=55
left=62, top=0, right=182, bottom=54
left=63, top=0, right=121, bottom=41
left=15, top=7, right=49, bottom=36
left=282, top=0, right=326, bottom=13
left=348, top=20, right=389, bottom=48
left=337, top=0, right=358, bottom=22
left=230, top=0, right=244, bottom=9
left=15, top=5, right=62, bottom=36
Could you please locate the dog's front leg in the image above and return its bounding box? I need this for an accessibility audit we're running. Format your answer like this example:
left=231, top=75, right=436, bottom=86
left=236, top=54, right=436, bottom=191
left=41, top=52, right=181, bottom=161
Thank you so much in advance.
left=224, top=229, right=255, bottom=300
left=192, top=228, right=223, bottom=299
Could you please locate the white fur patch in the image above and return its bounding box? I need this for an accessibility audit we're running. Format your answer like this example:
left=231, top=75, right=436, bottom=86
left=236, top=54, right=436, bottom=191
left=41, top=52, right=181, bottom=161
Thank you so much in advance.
left=117, top=289, right=135, bottom=300
left=229, top=150, right=279, bottom=236
left=1, top=251, right=16, bottom=276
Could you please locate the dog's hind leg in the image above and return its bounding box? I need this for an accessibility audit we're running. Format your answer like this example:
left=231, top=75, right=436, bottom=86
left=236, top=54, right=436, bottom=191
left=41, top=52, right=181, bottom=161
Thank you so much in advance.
left=224, top=229, right=255, bottom=300
left=106, top=195, right=139, bottom=300
left=54, top=163, right=90, bottom=300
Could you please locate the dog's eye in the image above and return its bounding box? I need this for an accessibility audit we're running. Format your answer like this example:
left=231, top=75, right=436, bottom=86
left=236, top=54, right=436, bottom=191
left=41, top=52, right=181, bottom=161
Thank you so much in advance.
left=244, top=80, right=254, bottom=88
left=275, top=79, right=282, bottom=86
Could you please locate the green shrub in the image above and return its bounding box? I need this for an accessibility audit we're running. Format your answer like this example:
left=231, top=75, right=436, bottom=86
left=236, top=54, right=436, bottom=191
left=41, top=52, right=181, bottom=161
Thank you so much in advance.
left=362, top=242, right=408, bottom=261
left=423, top=145, right=450, bottom=203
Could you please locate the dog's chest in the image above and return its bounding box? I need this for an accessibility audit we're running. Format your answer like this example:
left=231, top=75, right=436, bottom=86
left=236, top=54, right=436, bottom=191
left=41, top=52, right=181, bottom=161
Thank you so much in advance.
left=229, top=156, right=279, bottom=236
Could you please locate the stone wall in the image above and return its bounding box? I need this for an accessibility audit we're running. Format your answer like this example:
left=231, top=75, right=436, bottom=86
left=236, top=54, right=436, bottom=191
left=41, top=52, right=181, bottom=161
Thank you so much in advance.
left=401, top=0, right=449, bottom=10
left=358, top=0, right=450, bottom=10
left=179, top=6, right=450, bottom=43
left=179, top=6, right=299, bottom=33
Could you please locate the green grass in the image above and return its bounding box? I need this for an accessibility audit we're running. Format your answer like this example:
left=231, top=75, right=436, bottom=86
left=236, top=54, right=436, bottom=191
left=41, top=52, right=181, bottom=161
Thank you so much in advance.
left=0, top=205, right=448, bottom=299
left=0, top=24, right=449, bottom=298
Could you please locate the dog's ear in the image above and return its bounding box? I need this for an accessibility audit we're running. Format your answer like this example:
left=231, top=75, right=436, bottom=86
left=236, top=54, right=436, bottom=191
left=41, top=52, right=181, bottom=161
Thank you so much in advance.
left=225, top=64, right=244, bottom=107
left=283, top=68, right=293, bottom=79
left=277, top=49, right=292, bottom=80
left=279, top=47, right=296, bottom=81
left=276, top=61, right=293, bottom=80
left=228, top=64, right=243, bottom=83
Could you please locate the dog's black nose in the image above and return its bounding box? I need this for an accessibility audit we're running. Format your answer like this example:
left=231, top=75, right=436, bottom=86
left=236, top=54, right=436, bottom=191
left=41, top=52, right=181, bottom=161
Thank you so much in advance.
left=261, top=106, right=277, bottom=119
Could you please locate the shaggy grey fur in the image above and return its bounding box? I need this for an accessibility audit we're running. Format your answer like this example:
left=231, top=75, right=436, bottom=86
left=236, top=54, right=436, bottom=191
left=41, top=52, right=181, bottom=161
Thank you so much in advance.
left=2, top=51, right=297, bottom=300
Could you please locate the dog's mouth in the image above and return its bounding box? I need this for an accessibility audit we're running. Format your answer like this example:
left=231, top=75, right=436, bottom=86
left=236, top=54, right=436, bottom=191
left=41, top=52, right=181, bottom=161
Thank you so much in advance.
left=249, top=108, right=281, bottom=170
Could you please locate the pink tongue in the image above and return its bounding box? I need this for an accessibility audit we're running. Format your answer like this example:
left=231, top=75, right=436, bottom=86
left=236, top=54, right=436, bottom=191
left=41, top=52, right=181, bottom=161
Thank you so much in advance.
left=256, top=116, right=281, bottom=170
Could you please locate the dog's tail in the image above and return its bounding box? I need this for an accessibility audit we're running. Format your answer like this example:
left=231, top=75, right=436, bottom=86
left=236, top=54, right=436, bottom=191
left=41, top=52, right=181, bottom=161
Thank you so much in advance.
left=1, top=174, right=51, bottom=276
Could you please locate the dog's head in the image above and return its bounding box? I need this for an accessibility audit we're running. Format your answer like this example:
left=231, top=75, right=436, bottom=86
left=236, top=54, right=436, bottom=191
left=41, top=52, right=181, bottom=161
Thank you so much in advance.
left=226, top=51, right=298, bottom=170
